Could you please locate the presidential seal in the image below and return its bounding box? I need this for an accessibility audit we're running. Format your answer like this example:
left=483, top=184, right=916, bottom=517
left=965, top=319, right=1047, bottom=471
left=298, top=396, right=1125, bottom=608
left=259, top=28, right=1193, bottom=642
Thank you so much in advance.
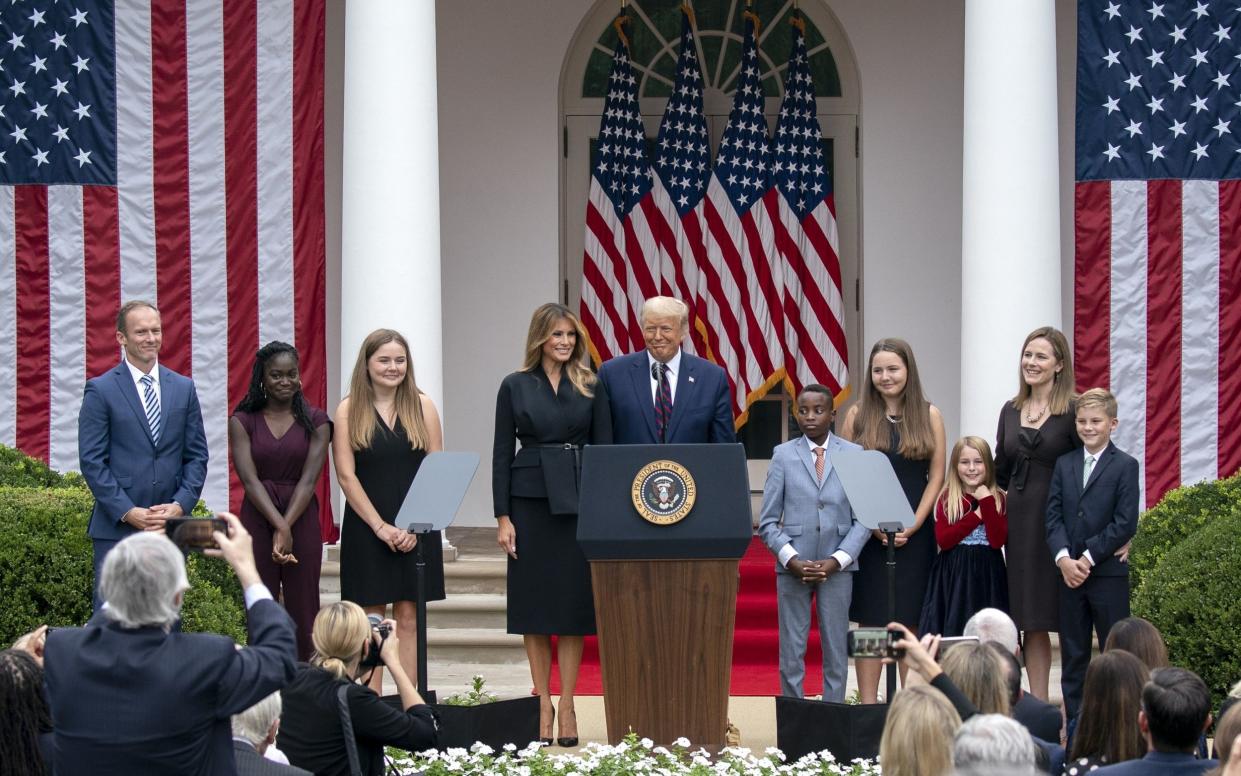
left=631, top=460, right=697, bottom=525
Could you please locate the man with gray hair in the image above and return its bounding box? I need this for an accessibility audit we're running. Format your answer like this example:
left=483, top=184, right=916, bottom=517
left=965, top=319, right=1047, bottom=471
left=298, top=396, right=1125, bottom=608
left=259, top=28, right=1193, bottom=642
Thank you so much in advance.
left=964, top=607, right=1061, bottom=743
left=232, top=692, right=310, bottom=776
left=43, top=513, right=297, bottom=776
left=953, top=713, right=1040, bottom=775
left=597, top=296, right=736, bottom=444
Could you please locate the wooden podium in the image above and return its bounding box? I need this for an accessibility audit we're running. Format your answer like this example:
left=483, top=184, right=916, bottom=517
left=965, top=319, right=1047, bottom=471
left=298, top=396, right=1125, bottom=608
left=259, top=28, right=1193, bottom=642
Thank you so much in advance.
left=578, top=444, right=752, bottom=748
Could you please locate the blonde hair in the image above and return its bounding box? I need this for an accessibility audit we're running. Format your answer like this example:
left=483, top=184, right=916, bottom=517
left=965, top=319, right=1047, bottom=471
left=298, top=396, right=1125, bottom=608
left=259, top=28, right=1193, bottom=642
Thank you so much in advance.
left=879, top=684, right=961, bottom=776
left=1012, top=326, right=1075, bottom=416
left=521, top=303, right=596, bottom=398
left=1076, top=387, right=1118, bottom=420
left=941, top=642, right=1011, bottom=716
left=852, top=338, right=936, bottom=459
left=640, top=296, right=689, bottom=327
left=310, top=601, right=370, bottom=680
left=346, top=329, right=430, bottom=451
left=941, top=436, right=1004, bottom=524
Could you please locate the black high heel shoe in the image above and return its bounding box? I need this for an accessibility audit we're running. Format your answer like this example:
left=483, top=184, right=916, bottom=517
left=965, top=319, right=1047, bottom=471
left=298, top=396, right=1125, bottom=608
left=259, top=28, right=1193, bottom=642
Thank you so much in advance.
left=556, top=705, right=578, bottom=747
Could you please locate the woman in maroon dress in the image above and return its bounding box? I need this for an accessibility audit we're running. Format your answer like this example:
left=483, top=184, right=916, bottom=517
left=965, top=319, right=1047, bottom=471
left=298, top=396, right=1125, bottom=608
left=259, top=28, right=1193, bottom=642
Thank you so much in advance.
left=230, top=341, right=332, bottom=659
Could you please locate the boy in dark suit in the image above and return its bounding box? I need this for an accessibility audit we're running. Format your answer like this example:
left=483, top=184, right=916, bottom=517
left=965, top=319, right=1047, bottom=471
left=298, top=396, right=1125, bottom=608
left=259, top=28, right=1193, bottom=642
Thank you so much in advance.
left=1045, top=387, right=1139, bottom=720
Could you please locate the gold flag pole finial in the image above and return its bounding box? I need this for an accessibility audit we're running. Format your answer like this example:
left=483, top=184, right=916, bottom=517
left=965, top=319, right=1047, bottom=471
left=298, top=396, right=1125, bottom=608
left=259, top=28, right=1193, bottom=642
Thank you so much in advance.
left=613, top=14, right=631, bottom=49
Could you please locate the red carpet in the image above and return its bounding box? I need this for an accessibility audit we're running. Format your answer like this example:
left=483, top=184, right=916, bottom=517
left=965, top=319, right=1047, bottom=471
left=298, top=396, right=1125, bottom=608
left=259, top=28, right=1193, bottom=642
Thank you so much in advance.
left=550, top=537, right=824, bottom=696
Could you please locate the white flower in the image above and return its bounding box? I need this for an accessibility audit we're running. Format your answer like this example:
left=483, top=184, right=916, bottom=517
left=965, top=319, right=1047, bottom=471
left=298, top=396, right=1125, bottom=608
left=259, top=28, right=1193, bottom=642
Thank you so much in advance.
left=673, top=737, right=691, bottom=748
left=640, top=737, right=655, bottom=749
left=470, top=742, right=494, bottom=755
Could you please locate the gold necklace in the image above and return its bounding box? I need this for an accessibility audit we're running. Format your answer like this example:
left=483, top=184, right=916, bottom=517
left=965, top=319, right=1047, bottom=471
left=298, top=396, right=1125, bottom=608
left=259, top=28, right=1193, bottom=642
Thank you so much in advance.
left=1024, top=402, right=1048, bottom=424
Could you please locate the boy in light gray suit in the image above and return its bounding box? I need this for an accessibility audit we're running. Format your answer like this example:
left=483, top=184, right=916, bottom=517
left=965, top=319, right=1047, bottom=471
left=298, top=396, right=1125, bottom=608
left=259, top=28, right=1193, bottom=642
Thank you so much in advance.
left=757, top=384, right=870, bottom=701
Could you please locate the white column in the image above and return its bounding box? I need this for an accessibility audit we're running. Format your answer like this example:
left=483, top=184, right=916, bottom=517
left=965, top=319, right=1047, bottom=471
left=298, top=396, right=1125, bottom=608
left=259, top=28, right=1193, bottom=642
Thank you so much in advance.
left=959, top=0, right=1061, bottom=444
left=340, top=0, right=442, bottom=409
left=340, top=2, right=452, bottom=551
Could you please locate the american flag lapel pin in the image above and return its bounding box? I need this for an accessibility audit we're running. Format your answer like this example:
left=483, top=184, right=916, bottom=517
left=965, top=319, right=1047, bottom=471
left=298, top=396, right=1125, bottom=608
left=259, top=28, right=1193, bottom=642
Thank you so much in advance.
left=688, top=376, right=695, bottom=383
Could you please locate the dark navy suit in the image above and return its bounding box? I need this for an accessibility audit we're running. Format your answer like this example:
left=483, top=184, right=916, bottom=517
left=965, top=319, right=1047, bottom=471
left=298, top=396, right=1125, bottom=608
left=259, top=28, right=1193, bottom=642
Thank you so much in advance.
left=77, top=360, right=209, bottom=593
left=1093, top=752, right=1217, bottom=775
left=1045, top=441, right=1139, bottom=719
left=44, top=599, right=297, bottom=776
left=596, top=350, right=735, bottom=444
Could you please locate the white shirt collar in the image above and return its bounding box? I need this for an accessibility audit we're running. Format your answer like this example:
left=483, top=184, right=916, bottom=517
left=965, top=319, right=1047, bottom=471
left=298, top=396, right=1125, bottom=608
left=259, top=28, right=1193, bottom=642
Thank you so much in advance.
left=647, top=348, right=682, bottom=376
left=125, top=357, right=159, bottom=385
left=1084, top=444, right=1107, bottom=460
left=805, top=433, right=833, bottom=452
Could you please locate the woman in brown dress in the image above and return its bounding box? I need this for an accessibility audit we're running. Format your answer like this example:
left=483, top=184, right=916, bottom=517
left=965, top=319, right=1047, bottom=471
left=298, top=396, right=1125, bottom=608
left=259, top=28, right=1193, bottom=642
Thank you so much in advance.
left=994, top=325, right=1080, bottom=701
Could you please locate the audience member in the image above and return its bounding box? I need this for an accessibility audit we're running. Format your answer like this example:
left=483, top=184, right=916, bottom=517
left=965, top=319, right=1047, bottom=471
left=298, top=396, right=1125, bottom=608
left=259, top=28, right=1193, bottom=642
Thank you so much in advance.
left=278, top=602, right=437, bottom=776
left=231, top=692, right=311, bottom=776
left=879, top=684, right=962, bottom=776
left=1103, top=617, right=1169, bottom=670
left=1094, top=667, right=1217, bottom=774
left=1208, top=704, right=1241, bottom=776
left=981, top=642, right=1061, bottom=771
left=42, top=515, right=297, bottom=776
left=1216, top=681, right=1241, bottom=760
left=941, top=641, right=1010, bottom=716
left=1064, top=650, right=1148, bottom=773
left=953, top=713, right=1039, bottom=774
left=966, top=608, right=1061, bottom=743
left=0, top=649, right=52, bottom=776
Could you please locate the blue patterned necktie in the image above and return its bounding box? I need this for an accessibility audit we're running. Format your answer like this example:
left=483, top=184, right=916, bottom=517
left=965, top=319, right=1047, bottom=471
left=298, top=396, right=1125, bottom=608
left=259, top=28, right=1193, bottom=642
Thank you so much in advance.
left=652, top=362, right=673, bottom=442
left=140, top=374, right=161, bottom=444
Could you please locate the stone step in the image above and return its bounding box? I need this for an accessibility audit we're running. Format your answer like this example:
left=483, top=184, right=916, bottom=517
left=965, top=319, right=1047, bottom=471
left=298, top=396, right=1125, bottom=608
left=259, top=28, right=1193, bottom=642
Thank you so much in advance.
left=426, top=627, right=527, bottom=664
left=426, top=593, right=507, bottom=629
left=444, top=558, right=507, bottom=596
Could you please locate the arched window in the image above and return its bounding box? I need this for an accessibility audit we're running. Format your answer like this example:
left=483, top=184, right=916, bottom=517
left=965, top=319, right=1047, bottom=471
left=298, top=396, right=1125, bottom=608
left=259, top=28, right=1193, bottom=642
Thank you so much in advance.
left=560, top=0, right=861, bottom=474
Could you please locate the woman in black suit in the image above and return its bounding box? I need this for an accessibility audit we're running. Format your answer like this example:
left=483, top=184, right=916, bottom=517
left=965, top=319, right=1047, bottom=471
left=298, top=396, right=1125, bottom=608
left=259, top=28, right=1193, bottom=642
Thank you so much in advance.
left=493, top=303, right=612, bottom=747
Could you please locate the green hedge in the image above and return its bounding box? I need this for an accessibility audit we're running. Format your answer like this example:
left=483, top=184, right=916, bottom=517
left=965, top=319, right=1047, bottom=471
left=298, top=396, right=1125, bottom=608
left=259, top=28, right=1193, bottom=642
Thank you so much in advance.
left=0, top=452, right=247, bottom=644
left=1134, top=507, right=1241, bottom=708
left=1129, top=471, right=1241, bottom=594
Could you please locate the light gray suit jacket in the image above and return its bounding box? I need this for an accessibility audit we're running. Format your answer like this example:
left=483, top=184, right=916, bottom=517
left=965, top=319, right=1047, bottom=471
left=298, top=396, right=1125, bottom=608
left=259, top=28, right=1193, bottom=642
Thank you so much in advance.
left=757, top=434, right=870, bottom=573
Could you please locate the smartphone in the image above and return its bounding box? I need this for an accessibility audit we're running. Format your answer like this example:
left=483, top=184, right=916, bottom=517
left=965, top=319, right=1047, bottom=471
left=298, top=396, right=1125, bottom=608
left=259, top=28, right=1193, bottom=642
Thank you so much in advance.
left=936, top=635, right=980, bottom=658
left=847, top=627, right=905, bottom=659
left=165, top=517, right=228, bottom=551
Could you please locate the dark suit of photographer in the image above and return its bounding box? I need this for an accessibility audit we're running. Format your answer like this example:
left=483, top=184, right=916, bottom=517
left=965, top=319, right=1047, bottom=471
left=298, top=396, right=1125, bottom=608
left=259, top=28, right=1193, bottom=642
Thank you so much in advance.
left=278, top=606, right=436, bottom=776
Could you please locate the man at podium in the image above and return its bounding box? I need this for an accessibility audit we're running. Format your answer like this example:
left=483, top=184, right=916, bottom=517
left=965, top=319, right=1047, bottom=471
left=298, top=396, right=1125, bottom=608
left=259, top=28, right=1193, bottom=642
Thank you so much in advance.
left=597, top=297, right=735, bottom=445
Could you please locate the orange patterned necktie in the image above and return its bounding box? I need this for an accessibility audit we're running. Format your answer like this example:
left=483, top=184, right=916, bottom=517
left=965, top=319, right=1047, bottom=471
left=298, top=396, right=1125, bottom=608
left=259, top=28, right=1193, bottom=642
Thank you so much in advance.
left=813, top=446, right=824, bottom=484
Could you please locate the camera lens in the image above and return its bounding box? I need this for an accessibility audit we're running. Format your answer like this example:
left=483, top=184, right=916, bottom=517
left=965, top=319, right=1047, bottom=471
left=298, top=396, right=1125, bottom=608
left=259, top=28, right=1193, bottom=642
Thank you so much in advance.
left=367, top=613, right=383, bottom=628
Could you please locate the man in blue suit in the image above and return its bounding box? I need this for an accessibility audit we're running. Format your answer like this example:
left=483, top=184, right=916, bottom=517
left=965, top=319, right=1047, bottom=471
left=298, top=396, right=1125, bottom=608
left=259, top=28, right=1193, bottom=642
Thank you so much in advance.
left=757, top=385, right=868, bottom=701
left=1094, top=668, right=1217, bottom=775
left=77, top=300, right=209, bottom=604
left=43, top=513, right=298, bottom=776
left=597, top=296, right=736, bottom=444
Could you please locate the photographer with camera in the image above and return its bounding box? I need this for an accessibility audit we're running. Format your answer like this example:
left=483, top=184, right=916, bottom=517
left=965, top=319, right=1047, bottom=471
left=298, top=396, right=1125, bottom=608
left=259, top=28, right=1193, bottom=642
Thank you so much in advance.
left=277, top=601, right=437, bottom=776
left=41, top=512, right=297, bottom=776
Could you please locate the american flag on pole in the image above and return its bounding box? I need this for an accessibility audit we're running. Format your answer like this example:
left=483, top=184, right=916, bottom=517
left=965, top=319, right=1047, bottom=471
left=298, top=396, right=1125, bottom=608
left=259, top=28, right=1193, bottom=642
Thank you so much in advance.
left=770, top=17, right=849, bottom=400
left=0, top=0, right=333, bottom=539
left=1074, top=0, right=1241, bottom=508
left=580, top=18, right=658, bottom=364
left=700, top=11, right=784, bottom=419
left=650, top=8, right=710, bottom=358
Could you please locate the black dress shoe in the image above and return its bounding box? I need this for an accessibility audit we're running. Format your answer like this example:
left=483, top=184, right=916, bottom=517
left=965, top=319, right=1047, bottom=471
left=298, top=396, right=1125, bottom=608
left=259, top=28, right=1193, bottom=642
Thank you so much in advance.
left=540, top=737, right=555, bottom=746
left=556, top=736, right=578, bottom=747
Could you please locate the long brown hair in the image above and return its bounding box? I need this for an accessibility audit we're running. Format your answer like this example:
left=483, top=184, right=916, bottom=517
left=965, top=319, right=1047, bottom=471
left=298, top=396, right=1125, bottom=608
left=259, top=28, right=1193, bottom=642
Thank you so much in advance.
left=878, top=684, right=961, bottom=776
left=346, top=329, right=430, bottom=451
left=521, top=303, right=596, bottom=398
left=1011, top=326, right=1075, bottom=415
left=1070, top=650, right=1149, bottom=765
left=852, top=338, right=935, bottom=458
left=1104, top=616, right=1170, bottom=670
left=941, top=436, right=1004, bottom=524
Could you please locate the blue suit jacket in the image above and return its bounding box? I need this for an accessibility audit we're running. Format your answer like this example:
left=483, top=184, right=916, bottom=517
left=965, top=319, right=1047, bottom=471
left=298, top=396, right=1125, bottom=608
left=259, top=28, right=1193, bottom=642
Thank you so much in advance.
left=77, top=361, right=209, bottom=540
left=1045, top=441, right=1139, bottom=577
left=757, top=434, right=870, bottom=572
left=1093, top=751, right=1217, bottom=775
left=44, top=599, right=298, bottom=776
left=597, top=350, right=736, bottom=444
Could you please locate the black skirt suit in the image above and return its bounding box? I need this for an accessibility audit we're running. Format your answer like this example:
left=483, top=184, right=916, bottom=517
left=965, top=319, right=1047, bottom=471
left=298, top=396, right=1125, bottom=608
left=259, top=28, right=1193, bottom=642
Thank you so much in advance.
left=492, top=367, right=612, bottom=634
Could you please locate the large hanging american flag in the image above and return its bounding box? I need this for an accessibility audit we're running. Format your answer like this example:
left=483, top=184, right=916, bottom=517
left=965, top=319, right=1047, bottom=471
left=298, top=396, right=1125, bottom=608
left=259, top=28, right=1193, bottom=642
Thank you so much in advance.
left=1074, top=0, right=1241, bottom=508
left=581, top=11, right=849, bottom=425
left=0, top=0, right=333, bottom=539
